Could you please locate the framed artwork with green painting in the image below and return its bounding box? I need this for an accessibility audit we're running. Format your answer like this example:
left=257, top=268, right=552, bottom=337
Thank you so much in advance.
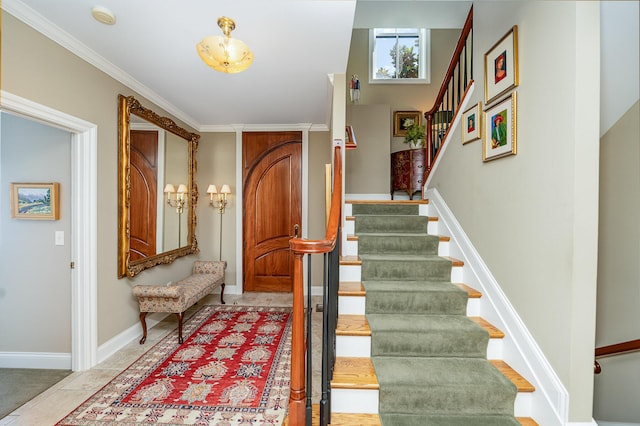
left=483, top=93, right=517, bottom=161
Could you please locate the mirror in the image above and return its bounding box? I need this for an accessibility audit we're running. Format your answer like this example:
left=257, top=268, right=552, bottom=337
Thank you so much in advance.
left=118, top=95, right=200, bottom=278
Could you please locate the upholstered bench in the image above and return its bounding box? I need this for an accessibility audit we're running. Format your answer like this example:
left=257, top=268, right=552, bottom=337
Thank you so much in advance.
left=132, top=260, right=226, bottom=344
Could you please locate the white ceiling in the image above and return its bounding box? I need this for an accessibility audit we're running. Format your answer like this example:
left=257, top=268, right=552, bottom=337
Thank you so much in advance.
left=3, top=0, right=471, bottom=132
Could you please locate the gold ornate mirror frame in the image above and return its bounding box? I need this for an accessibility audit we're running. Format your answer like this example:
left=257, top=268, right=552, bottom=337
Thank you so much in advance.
left=117, top=94, right=200, bottom=278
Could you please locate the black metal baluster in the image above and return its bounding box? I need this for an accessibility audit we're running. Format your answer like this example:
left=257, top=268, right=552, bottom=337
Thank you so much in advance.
left=306, top=255, right=313, bottom=426
left=320, top=253, right=330, bottom=426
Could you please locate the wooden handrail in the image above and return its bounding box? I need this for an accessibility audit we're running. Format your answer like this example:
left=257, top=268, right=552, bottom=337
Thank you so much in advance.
left=426, top=5, right=474, bottom=118
left=594, top=339, right=640, bottom=374
left=424, top=5, right=473, bottom=180
left=595, top=339, right=640, bottom=358
left=288, top=144, right=342, bottom=425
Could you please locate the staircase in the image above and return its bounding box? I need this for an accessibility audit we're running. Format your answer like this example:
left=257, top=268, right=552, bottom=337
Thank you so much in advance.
left=326, top=199, right=538, bottom=425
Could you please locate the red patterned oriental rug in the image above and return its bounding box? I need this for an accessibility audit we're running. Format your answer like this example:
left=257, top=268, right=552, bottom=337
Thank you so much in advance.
left=57, top=305, right=292, bottom=425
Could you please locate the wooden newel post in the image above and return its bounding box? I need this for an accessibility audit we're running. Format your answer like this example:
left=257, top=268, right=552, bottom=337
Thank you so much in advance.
left=288, top=249, right=306, bottom=425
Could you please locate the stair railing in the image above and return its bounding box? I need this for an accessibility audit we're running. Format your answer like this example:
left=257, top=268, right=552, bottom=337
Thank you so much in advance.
left=594, top=338, right=640, bottom=374
left=424, top=5, right=474, bottom=181
left=288, top=142, right=343, bottom=426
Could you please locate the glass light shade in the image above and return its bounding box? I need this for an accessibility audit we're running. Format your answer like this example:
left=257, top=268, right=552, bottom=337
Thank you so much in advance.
left=220, top=184, right=231, bottom=194
left=164, top=184, right=176, bottom=193
left=206, top=184, right=218, bottom=194
left=197, top=36, right=253, bottom=73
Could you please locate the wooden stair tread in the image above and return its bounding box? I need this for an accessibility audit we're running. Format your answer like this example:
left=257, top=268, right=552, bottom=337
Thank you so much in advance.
left=340, top=255, right=361, bottom=265
left=347, top=234, right=358, bottom=241
left=339, top=281, right=365, bottom=296
left=346, top=199, right=428, bottom=205
left=283, top=404, right=382, bottom=426
left=336, top=315, right=370, bottom=336
left=442, top=256, right=464, bottom=267
left=470, top=317, right=505, bottom=338
left=517, top=418, right=539, bottom=426
left=490, top=360, right=536, bottom=392
left=454, top=283, right=482, bottom=298
left=332, top=357, right=379, bottom=389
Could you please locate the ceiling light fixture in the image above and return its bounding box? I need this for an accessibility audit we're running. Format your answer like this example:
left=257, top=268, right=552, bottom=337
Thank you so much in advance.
left=196, top=17, right=253, bottom=74
left=91, top=6, right=116, bottom=25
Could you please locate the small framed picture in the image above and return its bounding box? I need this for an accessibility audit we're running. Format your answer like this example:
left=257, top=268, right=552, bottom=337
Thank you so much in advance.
left=462, top=102, right=482, bottom=144
left=393, top=111, right=422, bottom=137
left=484, top=26, right=519, bottom=105
left=10, top=182, right=60, bottom=220
left=483, top=92, right=517, bottom=162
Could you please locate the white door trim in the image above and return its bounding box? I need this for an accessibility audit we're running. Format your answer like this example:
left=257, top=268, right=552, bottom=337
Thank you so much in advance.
left=1, top=91, right=98, bottom=371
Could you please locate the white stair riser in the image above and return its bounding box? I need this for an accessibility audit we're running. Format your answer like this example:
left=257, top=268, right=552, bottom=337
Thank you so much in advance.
left=487, top=339, right=503, bottom=359
left=331, top=388, right=379, bottom=414
left=343, top=240, right=358, bottom=256
left=338, top=295, right=366, bottom=315
left=514, top=392, right=533, bottom=418
left=340, top=265, right=361, bottom=281
left=438, top=240, right=450, bottom=257
left=451, top=265, right=463, bottom=282
left=336, top=335, right=371, bottom=357
left=428, top=219, right=439, bottom=235
left=466, top=298, right=481, bottom=316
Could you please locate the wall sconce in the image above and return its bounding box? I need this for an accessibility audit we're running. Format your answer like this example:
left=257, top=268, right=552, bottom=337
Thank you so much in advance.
left=164, top=183, right=187, bottom=246
left=207, top=184, right=231, bottom=213
left=164, top=183, right=188, bottom=213
left=207, top=184, right=232, bottom=260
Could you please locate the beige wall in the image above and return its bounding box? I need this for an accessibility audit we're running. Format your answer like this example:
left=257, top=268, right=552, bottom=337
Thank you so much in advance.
left=428, top=2, right=600, bottom=421
left=594, top=100, right=640, bottom=423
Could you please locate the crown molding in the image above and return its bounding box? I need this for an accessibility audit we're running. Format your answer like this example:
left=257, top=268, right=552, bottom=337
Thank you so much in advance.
left=2, top=0, right=201, bottom=131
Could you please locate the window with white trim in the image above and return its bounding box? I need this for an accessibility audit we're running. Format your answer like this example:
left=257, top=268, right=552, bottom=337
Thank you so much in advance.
left=369, top=28, right=430, bottom=84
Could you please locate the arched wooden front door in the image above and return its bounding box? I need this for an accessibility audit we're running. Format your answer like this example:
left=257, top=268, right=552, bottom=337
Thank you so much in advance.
left=242, top=131, right=302, bottom=292
left=129, top=130, right=158, bottom=260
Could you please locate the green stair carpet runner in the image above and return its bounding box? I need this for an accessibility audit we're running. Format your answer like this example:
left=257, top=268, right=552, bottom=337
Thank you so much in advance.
left=352, top=203, right=519, bottom=426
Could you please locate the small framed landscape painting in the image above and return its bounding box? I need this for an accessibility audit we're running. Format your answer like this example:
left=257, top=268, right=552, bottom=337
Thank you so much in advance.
left=10, top=182, right=60, bottom=220
left=462, top=102, right=482, bottom=144
left=483, top=93, right=517, bottom=162
left=393, top=111, right=422, bottom=137
left=484, top=25, right=519, bottom=105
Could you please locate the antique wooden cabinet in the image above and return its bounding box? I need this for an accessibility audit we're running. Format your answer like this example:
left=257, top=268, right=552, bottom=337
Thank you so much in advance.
left=390, top=148, right=426, bottom=199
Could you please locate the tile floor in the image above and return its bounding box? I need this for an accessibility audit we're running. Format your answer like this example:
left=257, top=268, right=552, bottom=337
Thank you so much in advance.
left=0, top=292, right=324, bottom=426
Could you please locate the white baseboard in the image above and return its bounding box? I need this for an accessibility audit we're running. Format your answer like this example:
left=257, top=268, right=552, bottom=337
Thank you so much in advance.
left=96, top=312, right=168, bottom=365
left=0, top=352, right=71, bottom=369
left=425, top=188, right=568, bottom=425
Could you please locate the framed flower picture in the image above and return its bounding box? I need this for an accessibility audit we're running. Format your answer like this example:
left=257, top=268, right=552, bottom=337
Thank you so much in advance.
left=462, top=102, right=482, bottom=144
left=393, top=111, right=422, bottom=137
left=483, top=92, right=517, bottom=161
left=484, top=26, right=519, bottom=105
left=10, top=182, right=60, bottom=220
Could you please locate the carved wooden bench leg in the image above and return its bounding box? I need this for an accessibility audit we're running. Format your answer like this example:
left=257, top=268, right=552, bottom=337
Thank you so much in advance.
left=176, top=312, right=184, bottom=344
left=139, top=312, right=148, bottom=344
left=221, top=283, right=226, bottom=304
